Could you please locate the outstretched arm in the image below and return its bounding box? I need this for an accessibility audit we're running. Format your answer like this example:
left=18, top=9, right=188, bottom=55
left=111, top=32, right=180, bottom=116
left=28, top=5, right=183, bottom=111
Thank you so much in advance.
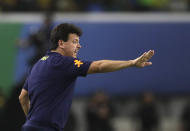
left=19, top=89, right=30, bottom=116
left=88, top=50, right=154, bottom=74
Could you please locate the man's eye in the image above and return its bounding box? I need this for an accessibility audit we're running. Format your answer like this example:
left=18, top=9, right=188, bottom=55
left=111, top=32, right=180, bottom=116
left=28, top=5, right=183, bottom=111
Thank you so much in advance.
left=73, top=41, right=78, bottom=44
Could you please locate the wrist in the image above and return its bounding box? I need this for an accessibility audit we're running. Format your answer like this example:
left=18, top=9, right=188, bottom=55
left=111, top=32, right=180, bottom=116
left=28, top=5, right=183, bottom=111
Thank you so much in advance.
left=129, top=60, right=136, bottom=67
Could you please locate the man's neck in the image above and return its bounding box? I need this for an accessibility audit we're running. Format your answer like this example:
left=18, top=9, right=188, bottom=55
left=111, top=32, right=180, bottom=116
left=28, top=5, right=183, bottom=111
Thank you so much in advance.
left=51, top=48, right=65, bottom=56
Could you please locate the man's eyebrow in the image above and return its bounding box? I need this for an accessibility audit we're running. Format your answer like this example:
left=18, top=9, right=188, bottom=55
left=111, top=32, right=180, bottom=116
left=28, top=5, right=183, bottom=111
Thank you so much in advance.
left=73, top=39, right=79, bottom=41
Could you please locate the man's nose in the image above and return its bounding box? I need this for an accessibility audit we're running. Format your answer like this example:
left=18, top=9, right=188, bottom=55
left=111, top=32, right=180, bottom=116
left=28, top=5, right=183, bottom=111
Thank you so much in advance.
left=77, top=43, right=81, bottom=48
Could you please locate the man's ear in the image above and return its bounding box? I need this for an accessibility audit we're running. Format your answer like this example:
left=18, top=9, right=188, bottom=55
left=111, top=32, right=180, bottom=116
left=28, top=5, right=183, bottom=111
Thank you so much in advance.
left=58, top=40, right=65, bottom=49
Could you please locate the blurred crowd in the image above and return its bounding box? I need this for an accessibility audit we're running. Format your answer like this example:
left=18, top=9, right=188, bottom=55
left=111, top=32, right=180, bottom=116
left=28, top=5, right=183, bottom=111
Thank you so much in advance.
left=0, top=0, right=190, bottom=12
left=0, top=86, right=190, bottom=131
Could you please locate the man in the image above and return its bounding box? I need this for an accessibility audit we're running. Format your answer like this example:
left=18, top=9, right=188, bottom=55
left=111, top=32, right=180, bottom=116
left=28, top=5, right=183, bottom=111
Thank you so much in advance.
left=19, top=23, right=154, bottom=131
left=85, top=92, right=114, bottom=131
left=137, top=92, right=159, bottom=131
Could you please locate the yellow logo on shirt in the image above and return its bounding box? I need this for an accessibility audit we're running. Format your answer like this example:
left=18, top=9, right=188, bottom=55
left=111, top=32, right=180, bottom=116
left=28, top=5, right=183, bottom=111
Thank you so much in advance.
left=41, top=56, right=49, bottom=61
left=74, top=60, right=83, bottom=68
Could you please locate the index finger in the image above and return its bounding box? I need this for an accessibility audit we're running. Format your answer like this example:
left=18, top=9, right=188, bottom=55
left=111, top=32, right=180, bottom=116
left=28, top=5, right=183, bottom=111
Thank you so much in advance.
left=146, top=50, right=155, bottom=59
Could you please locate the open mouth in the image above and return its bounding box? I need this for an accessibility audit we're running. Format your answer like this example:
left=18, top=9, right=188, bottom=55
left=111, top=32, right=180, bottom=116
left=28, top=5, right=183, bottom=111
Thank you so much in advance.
left=73, top=50, right=78, bottom=57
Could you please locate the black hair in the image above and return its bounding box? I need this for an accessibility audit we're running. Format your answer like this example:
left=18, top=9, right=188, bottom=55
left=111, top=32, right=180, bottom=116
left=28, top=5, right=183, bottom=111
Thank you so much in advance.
left=50, top=23, right=82, bottom=50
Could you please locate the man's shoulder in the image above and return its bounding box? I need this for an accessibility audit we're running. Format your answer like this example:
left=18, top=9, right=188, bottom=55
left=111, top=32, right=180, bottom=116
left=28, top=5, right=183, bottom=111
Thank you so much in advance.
left=46, top=54, right=75, bottom=68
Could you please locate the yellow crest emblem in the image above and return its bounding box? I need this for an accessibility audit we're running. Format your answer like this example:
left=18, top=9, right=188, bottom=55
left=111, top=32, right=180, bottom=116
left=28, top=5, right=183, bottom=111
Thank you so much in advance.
left=40, top=56, right=49, bottom=61
left=74, top=60, right=83, bottom=68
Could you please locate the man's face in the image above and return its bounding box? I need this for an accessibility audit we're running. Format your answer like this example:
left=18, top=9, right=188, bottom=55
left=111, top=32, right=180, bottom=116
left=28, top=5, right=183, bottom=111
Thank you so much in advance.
left=61, top=33, right=81, bottom=58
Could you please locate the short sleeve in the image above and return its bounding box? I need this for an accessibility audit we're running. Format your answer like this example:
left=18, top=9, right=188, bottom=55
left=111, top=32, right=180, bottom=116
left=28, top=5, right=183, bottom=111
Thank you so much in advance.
left=23, top=78, right=28, bottom=91
left=72, top=58, right=92, bottom=77
left=57, top=56, right=92, bottom=77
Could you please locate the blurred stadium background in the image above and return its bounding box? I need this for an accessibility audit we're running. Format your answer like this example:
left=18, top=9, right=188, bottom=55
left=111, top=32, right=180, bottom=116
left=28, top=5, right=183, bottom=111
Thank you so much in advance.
left=0, top=0, right=190, bottom=131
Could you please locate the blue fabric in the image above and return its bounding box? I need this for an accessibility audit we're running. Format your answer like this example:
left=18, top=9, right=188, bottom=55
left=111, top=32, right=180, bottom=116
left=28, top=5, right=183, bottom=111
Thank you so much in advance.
left=22, top=120, right=58, bottom=131
left=23, top=51, right=92, bottom=130
left=22, top=125, right=43, bottom=131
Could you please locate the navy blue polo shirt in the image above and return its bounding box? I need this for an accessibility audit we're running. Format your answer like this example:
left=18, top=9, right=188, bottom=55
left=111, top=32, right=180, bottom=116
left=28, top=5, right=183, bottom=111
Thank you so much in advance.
left=23, top=51, right=92, bottom=130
